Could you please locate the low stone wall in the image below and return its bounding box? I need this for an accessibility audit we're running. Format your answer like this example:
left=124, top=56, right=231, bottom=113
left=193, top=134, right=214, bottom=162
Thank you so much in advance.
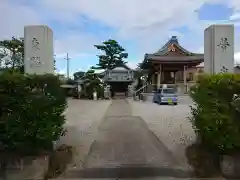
left=141, top=93, right=154, bottom=102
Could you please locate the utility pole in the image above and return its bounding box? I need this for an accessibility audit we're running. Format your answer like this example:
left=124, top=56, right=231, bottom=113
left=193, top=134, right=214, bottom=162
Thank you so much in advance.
left=64, top=53, right=71, bottom=79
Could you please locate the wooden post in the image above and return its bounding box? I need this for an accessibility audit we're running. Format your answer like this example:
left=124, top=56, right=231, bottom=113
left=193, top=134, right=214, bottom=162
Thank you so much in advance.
left=157, top=64, right=162, bottom=89
left=174, top=72, right=176, bottom=84
left=183, top=65, right=187, bottom=93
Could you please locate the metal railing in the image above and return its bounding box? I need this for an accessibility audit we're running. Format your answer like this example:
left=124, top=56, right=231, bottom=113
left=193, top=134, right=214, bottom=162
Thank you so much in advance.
left=133, top=82, right=148, bottom=100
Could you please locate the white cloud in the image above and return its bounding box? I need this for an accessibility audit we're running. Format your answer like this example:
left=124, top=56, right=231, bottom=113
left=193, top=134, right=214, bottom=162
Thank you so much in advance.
left=2, top=0, right=240, bottom=72
left=41, top=0, right=204, bottom=28
left=57, top=69, right=66, bottom=75
left=55, top=53, right=95, bottom=59
left=197, top=46, right=204, bottom=54
left=56, top=68, right=75, bottom=78
left=126, top=59, right=143, bottom=70
left=235, top=52, right=240, bottom=63
left=37, top=0, right=240, bottom=57
left=229, top=0, right=240, bottom=11
left=0, top=1, right=42, bottom=39
left=54, top=32, right=101, bottom=56
left=0, top=1, right=100, bottom=59
left=127, top=62, right=138, bottom=70
left=41, top=0, right=207, bottom=42
left=230, top=12, right=240, bottom=21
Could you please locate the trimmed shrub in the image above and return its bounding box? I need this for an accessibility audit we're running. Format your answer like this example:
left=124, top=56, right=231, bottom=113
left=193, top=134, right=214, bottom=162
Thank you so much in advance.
left=0, top=72, right=67, bottom=155
left=189, top=73, right=240, bottom=155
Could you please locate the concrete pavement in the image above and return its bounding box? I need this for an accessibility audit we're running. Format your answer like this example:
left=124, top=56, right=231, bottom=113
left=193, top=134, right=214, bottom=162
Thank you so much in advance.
left=55, top=98, right=224, bottom=180
left=62, top=99, right=194, bottom=179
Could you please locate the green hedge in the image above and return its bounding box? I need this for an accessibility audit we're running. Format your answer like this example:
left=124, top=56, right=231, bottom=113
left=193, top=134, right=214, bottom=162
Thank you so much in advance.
left=0, top=72, right=67, bottom=155
left=189, top=73, right=240, bottom=155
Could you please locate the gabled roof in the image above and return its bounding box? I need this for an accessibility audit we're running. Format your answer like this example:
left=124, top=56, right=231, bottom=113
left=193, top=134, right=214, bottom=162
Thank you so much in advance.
left=153, top=36, right=202, bottom=56
left=109, top=63, right=132, bottom=71
left=140, top=36, right=204, bottom=69
left=112, top=67, right=127, bottom=71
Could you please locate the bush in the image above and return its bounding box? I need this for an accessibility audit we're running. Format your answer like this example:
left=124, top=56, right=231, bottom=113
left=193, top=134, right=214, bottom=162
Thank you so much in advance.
left=189, top=73, right=240, bottom=155
left=0, top=72, right=67, bottom=155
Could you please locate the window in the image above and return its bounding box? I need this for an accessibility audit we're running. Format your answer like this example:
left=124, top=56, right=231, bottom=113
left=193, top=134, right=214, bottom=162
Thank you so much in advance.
left=162, top=88, right=175, bottom=94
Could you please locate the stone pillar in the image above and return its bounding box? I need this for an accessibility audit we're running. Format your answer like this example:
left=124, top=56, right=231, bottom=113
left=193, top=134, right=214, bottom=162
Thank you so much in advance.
left=24, top=25, right=54, bottom=75
left=128, top=84, right=133, bottom=97
left=151, top=74, right=155, bottom=85
left=104, top=85, right=111, bottom=99
left=157, top=64, right=162, bottom=89
left=174, top=72, right=176, bottom=84
left=204, top=24, right=234, bottom=74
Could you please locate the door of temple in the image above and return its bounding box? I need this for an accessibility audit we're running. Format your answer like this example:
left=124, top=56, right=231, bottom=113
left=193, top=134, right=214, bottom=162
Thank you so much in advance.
left=162, top=71, right=174, bottom=84
left=110, top=82, right=129, bottom=98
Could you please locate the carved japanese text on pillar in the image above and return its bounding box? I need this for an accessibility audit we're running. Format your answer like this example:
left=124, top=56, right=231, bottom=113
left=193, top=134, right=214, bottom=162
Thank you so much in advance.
left=30, top=37, right=41, bottom=67
left=32, top=37, right=40, bottom=51
left=220, top=66, right=228, bottom=73
left=217, top=37, right=230, bottom=52
left=30, top=56, right=42, bottom=67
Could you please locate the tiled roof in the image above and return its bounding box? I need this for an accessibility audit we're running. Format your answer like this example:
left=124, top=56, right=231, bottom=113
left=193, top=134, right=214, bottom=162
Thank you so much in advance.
left=147, top=55, right=204, bottom=61
left=111, top=66, right=129, bottom=71
left=153, top=36, right=199, bottom=56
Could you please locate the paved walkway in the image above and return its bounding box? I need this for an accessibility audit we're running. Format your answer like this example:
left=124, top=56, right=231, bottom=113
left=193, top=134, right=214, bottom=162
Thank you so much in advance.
left=128, top=99, right=196, bottom=169
left=63, top=99, right=194, bottom=179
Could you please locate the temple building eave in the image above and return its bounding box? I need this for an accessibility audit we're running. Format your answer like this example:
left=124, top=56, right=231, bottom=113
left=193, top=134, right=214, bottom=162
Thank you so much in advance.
left=152, top=60, right=203, bottom=65
left=146, top=55, right=204, bottom=62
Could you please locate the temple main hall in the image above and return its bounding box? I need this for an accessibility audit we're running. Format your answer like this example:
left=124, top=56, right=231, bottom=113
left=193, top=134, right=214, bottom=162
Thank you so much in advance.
left=140, top=36, right=204, bottom=94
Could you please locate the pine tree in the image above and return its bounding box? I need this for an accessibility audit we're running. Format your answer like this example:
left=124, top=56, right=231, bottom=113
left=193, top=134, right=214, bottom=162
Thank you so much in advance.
left=92, top=39, right=128, bottom=70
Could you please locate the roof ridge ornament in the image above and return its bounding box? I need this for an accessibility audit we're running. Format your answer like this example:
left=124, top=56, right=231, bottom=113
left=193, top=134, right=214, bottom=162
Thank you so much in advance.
left=170, top=36, right=178, bottom=44
left=168, top=44, right=176, bottom=52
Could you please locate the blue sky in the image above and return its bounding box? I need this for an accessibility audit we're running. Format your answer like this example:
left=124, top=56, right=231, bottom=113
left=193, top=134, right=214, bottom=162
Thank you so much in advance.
left=1, top=0, right=240, bottom=77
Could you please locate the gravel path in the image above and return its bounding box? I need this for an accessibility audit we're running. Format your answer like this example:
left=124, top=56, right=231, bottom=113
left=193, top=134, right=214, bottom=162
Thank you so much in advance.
left=56, top=99, right=111, bottom=168
left=62, top=99, right=193, bottom=179
left=55, top=98, right=225, bottom=180
left=128, top=99, right=196, bottom=169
